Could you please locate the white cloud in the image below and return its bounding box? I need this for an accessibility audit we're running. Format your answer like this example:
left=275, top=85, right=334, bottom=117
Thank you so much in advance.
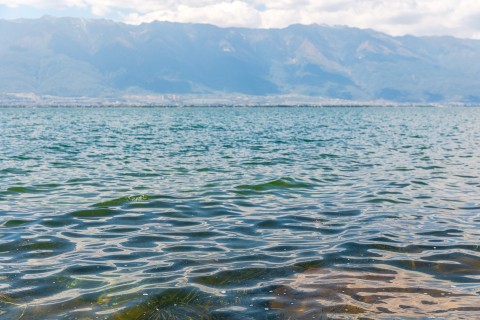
left=1, top=0, right=480, bottom=38
left=124, top=1, right=262, bottom=27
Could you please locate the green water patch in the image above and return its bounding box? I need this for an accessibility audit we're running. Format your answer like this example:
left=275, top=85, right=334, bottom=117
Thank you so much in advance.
left=10, top=154, right=41, bottom=161
left=106, top=227, right=141, bottom=233
left=241, top=160, right=275, bottom=166
left=392, top=167, right=415, bottom=172
left=388, top=182, right=410, bottom=188
left=292, top=259, right=326, bottom=271
left=92, top=195, right=179, bottom=210
left=377, top=191, right=402, bottom=195
left=92, top=195, right=152, bottom=207
left=45, top=143, right=79, bottom=154
left=6, top=186, right=42, bottom=194
left=195, top=167, right=227, bottom=173
left=0, top=167, right=31, bottom=175
left=5, top=183, right=61, bottom=194
left=234, top=177, right=314, bottom=193
left=363, top=198, right=407, bottom=204
left=61, top=231, right=129, bottom=239
left=70, top=208, right=121, bottom=218
left=123, top=172, right=163, bottom=178
left=264, top=245, right=300, bottom=252
left=412, top=180, right=429, bottom=185
left=193, top=267, right=285, bottom=287
left=455, top=174, right=479, bottom=179
left=164, top=245, right=225, bottom=253
left=417, top=165, right=445, bottom=170
left=459, top=205, right=480, bottom=211
left=128, top=200, right=179, bottom=210
left=317, top=153, right=341, bottom=159
left=186, top=231, right=221, bottom=239
left=256, top=219, right=284, bottom=229
left=36, top=183, right=62, bottom=188
left=66, top=178, right=94, bottom=184
left=320, top=209, right=361, bottom=217
left=1, top=219, right=34, bottom=228
left=366, top=233, right=400, bottom=242
left=64, top=264, right=117, bottom=275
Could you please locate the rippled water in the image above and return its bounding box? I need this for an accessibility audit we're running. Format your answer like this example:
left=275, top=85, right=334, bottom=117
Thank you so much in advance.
left=1, top=106, right=479, bottom=320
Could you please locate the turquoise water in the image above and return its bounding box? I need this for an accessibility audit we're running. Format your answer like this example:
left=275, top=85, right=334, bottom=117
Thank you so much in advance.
left=0, top=106, right=479, bottom=319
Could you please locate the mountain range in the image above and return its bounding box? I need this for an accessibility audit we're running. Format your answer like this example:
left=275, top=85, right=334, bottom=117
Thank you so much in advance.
left=1, top=16, right=480, bottom=103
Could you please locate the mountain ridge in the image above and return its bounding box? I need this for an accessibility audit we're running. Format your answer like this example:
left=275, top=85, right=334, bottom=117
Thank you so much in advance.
left=1, top=17, right=479, bottom=103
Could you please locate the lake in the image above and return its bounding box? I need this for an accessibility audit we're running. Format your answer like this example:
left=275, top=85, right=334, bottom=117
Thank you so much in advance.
left=1, top=106, right=479, bottom=319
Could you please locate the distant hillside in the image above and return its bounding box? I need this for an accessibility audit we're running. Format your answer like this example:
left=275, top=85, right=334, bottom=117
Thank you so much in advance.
left=1, top=16, right=480, bottom=103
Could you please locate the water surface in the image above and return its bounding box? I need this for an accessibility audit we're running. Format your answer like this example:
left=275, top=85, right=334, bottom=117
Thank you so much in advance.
left=0, top=106, right=479, bottom=319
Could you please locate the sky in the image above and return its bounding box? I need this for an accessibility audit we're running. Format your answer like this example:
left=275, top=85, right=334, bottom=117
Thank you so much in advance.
left=0, top=0, right=480, bottom=39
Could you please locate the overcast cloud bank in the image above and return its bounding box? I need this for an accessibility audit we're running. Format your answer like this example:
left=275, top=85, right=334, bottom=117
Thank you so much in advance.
left=1, top=0, right=480, bottom=39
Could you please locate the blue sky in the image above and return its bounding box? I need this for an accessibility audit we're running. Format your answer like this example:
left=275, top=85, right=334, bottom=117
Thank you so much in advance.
left=1, top=1, right=479, bottom=39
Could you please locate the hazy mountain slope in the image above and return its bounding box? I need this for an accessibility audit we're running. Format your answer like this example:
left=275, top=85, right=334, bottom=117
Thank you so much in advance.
left=1, top=17, right=479, bottom=102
